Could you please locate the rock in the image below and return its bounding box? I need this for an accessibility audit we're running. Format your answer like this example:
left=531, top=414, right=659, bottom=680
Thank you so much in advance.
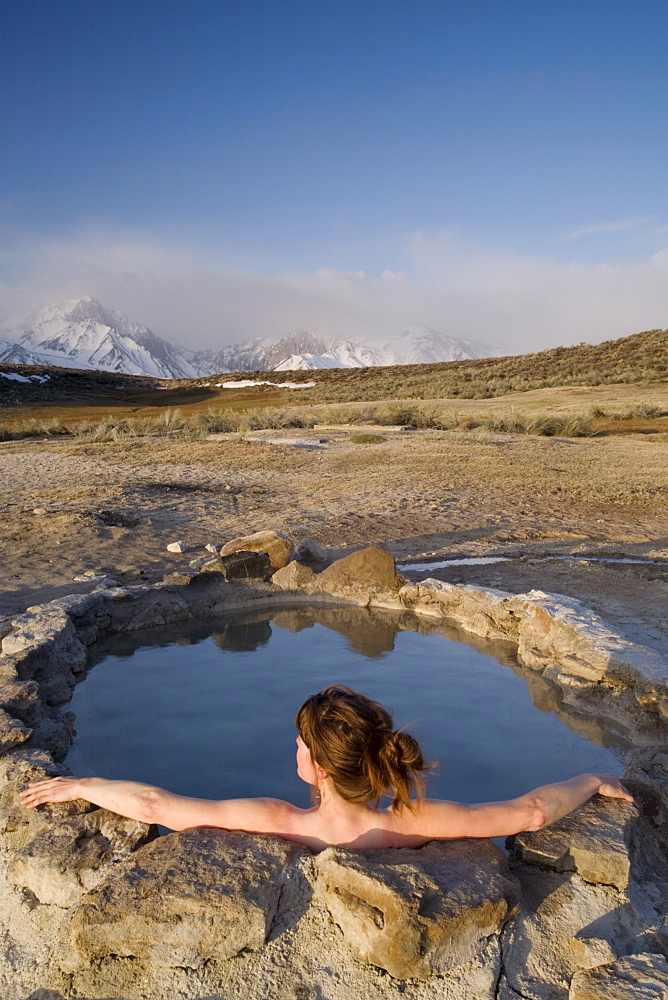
left=272, top=560, right=316, bottom=590
left=74, top=622, right=99, bottom=645
left=655, top=917, right=668, bottom=958
left=166, top=540, right=187, bottom=553
left=160, top=571, right=194, bottom=586
left=188, top=554, right=210, bottom=570
left=39, top=674, right=75, bottom=706
left=28, top=713, right=76, bottom=760
left=311, top=545, right=404, bottom=602
left=201, top=550, right=272, bottom=580
left=509, top=797, right=637, bottom=890
left=623, top=753, right=668, bottom=847
left=102, top=587, right=135, bottom=601
left=69, top=829, right=308, bottom=969
left=570, top=935, right=617, bottom=969
left=0, top=678, right=42, bottom=725
left=501, top=862, right=656, bottom=999
left=200, top=557, right=224, bottom=573
left=120, top=591, right=191, bottom=631
left=13, top=810, right=156, bottom=908
left=220, top=530, right=293, bottom=570
left=569, top=953, right=668, bottom=998
left=313, top=838, right=519, bottom=979
left=0, top=707, right=32, bottom=754
left=205, top=542, right=218, bottom=553
left=2, top=612, right=87, bottom=680
left=73, top=575, right=118, bottom=587
left=0, top=749, right=95, bottom=850
left=295, top=537, right=329, bottom=563
left=32, top=508, right=46, bottom=515
left=496, top=976, right=526, bottom=999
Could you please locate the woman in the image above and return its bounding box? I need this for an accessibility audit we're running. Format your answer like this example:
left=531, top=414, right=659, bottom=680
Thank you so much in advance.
left=20, top=685, right=634, bottom=852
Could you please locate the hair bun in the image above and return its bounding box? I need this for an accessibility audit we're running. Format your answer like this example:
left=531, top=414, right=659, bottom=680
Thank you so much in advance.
left=383, top=730, right=422, bottom=768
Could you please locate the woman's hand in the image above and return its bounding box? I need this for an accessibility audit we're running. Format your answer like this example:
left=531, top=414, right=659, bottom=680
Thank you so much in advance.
left=19, top=776, right=86, bottom=809
left=594, top=774, right=636, bottom=805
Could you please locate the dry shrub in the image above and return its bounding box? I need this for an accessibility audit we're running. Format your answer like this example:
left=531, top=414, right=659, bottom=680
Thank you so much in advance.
left=0, top=417, right=72, bottom=440
left=609, top=402, right=662, bottom=420
left=245, top=407, right=317, bottom=430
left=378, top=403, right=439, bottom=428
left=468, top=425, right=497, bottom=444
left=199, top=409, right=250, bottom=433
left=374, top=402, right=458, bottom=429
left=481, top=410, right=593, bottom=437
left=352, top=406, right=380, bottom=423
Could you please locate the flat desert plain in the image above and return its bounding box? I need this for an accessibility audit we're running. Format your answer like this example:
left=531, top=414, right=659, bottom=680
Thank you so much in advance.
left=1, top=380, right=667, bottom=662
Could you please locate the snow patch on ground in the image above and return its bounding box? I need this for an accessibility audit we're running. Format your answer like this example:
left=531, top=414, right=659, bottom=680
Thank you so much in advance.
left=217, top=379, right=316, bottom=389
left=0, top=372, right=50, bottom=383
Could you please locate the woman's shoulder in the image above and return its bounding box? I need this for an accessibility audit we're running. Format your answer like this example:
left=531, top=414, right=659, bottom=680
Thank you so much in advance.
left=379, top=797, right=474, bottom=841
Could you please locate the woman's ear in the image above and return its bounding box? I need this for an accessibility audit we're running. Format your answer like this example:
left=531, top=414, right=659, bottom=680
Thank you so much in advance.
left=315, top=764, right=328, bottom=781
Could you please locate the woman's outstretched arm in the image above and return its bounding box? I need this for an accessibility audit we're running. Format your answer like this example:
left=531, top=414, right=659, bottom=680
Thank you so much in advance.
left=411, top=773, right=636, bottom=840
left=19, top=776, right=298, bottom=834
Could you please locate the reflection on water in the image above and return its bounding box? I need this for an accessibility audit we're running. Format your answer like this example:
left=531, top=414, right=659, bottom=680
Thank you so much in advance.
left=211, top=619, right=272, bottom=653
left=65, top=605, right=625, bottom=812
left=272, top=606, right=427, bottom=658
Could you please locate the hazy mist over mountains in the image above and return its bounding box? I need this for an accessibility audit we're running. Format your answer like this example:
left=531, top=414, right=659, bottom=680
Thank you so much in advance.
left=0, top=298, right=494, bottom=379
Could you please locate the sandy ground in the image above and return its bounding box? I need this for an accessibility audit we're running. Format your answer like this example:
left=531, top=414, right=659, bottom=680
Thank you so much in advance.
left=1, top=426, right=667, bottom=658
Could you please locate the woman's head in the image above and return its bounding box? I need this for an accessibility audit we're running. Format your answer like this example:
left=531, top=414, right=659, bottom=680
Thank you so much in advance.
left=295, top=685, right=433, bottom=812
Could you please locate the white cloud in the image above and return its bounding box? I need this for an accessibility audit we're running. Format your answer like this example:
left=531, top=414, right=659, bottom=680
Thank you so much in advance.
left=0, top=224, right=666, bottom=353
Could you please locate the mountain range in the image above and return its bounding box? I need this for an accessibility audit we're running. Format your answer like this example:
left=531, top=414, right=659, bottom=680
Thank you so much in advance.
left=0, top=297, right=493, bottom=378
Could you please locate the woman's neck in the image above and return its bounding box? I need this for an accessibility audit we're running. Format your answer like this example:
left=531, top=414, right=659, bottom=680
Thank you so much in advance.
left=314, top=780, right=375, bottom=819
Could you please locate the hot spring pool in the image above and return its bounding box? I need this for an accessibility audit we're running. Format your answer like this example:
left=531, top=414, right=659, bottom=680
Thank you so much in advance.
left=62, top=606, right=624, bottom=817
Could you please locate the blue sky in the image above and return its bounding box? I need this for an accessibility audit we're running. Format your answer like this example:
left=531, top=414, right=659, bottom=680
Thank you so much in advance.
left=1, top=0, right=667, bottom=349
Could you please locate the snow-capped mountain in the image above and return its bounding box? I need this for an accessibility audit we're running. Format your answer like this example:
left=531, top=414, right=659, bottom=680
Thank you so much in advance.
left=0, top=299, right=493, bottom=377
left=271, top=328, right=489, bottom=370
left=274, top=339, right=384, bottom=371
left=0, top=298, right=199, bottom=379
left=380, top=325, right=491, bottom=365
left=190, top=330, right=331, bottom=374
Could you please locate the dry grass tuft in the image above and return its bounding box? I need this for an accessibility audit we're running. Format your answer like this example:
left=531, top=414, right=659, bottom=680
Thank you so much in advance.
left=350, top=433, right=386, bottom=444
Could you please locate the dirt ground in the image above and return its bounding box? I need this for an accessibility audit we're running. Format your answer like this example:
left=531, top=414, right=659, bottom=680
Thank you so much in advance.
left=1, top=425, right=667, bottom=659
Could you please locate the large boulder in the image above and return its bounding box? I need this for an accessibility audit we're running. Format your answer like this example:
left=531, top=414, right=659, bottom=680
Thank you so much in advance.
left=201, top=549, right=272, bottom=580
left=220, top=530, right=293, bottom=570
left=271, top=560, right=316, bottom=590
left=13, top=809, right=156, bottom=908
left=501, top=863, right=659, bottom=999
left=569, top=953, right=668, bottom=999
left=509, top=798, right=637, bottom=891
left=311, top=546, right=404, bottom=602
left=69, top=829, right=309, bottom=969
left=313, top=838, right=520, bottom=979
left=295, top=537, right=329, bottom=563
left=0, top=749, right=95, bottom=850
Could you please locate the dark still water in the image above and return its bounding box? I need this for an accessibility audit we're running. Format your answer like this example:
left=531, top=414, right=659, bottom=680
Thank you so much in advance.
left=62, top=606, right=624, bottom=813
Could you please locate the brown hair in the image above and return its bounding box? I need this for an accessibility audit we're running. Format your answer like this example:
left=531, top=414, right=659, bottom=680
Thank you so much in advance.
left=295, top=685, right=434, bottom=813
